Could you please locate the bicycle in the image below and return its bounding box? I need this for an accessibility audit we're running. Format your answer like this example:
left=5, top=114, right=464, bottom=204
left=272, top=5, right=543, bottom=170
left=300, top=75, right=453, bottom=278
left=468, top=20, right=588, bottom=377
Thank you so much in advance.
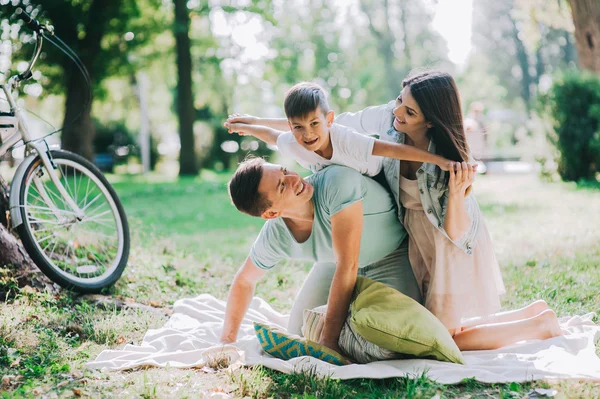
left=0, top=9, right=130, bottom=293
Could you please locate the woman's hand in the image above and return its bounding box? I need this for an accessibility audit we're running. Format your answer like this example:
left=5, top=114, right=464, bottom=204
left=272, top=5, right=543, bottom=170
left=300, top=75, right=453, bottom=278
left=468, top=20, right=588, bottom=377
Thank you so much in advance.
left=448, top=161, right=477, bottom=197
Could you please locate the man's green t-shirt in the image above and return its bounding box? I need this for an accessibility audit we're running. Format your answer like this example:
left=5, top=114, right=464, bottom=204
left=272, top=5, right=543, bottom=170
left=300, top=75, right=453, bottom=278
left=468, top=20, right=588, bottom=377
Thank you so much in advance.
left=249, top=166, right=408, bottom=269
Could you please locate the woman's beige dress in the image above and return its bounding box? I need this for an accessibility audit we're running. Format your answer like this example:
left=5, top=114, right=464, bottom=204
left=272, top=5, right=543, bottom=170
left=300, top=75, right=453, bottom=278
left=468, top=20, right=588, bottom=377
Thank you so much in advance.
left=399, top=175, right=505, bottom=330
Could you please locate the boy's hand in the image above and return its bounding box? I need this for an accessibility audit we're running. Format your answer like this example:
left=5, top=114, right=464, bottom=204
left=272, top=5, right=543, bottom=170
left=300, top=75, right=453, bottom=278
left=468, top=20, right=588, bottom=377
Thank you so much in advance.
left=438, top=159, right=453, bottom=172
left=227, top=113, right=258, bottom=125
left=224, top=121, right=254, bottom=136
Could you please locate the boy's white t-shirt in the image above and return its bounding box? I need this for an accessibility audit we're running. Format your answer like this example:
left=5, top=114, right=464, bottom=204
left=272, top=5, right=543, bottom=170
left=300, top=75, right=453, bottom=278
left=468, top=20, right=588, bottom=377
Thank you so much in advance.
left=275, top=123, right=383, bottom=176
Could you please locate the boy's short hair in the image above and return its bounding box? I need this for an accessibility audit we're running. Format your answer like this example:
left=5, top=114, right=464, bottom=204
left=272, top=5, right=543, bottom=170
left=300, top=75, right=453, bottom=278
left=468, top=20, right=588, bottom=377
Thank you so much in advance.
left=284, top=82, right=330, bottom=119
left=228, top=157, right=272, bottom=217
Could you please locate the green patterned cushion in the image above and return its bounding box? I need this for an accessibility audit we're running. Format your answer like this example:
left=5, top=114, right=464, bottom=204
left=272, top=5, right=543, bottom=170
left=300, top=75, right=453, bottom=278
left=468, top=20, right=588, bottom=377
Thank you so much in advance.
left=253, top=322, right=348, bottom=366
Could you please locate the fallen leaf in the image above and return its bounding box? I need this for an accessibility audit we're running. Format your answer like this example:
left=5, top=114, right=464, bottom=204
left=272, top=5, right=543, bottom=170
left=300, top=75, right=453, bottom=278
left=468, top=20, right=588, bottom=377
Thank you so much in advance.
left=115, top=336, right=126, bottom=345
left=25, top=314, right=39, bottom=322
left=9, top=357, right=20, bottom=368
left=32, top=388, right=43, bottom=395
left=21, top=285, right=37, bottom=295
left=72, top=388, right=82, bottom=396
left=57, top=380, right=69, bottom=388
left=150, top=301, right=160, bottom=307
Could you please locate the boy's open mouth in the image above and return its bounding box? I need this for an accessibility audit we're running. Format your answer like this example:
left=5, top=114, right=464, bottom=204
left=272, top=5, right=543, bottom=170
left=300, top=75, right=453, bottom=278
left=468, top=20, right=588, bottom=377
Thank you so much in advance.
left=303, top=138, right=319, bottom=146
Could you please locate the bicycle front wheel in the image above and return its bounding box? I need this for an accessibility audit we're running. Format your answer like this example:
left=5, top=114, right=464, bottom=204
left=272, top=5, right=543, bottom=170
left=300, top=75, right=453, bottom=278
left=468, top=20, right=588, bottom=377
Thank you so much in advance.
left=16, top=150, right=130, bottom=293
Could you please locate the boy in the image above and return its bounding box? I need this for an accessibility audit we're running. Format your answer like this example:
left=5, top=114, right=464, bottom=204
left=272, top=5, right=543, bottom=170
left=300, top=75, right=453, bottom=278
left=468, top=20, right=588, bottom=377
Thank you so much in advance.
left=224, top=82, right=452, bottom=176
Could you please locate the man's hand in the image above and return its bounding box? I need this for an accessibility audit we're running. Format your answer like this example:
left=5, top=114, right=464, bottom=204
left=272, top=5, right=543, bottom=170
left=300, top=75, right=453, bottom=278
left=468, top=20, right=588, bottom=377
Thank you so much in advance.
left=318, top=336, right=344, bottom=356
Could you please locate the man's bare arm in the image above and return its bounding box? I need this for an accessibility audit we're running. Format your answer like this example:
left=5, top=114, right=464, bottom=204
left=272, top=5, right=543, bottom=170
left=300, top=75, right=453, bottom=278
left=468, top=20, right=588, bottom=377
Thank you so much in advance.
left=221, top=256, right=267, bottom=343
left=318, top=201, right=363, bottom=352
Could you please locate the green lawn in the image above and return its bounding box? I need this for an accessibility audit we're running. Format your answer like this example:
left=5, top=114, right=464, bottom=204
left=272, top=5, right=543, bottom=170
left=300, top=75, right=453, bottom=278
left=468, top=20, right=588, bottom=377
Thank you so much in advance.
left=1, top=172, right=600, bottom=398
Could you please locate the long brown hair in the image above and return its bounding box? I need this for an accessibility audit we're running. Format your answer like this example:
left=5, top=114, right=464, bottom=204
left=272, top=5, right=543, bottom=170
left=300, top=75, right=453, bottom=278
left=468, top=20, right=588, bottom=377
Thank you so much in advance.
left=402, top=71, right=470, bottom=183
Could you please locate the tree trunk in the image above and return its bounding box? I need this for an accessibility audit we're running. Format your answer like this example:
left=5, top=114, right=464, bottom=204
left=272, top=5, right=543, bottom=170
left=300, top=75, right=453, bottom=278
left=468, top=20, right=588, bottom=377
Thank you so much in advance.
left=567, top=0, right=600, bottom=73
left=511, top=15, right=533, bottom=111
left=174, top=0, right=198, bottom=176
left=48, top=0, right=108, bottom=161
left=0, top=179, right=53, bottom=298
left=61, top=68, right=95, bottom=161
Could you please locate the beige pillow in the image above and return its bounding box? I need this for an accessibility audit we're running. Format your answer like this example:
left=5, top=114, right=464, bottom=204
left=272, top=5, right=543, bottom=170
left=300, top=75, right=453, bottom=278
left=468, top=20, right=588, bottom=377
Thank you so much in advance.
left=302, top=305, right=401, bottom=364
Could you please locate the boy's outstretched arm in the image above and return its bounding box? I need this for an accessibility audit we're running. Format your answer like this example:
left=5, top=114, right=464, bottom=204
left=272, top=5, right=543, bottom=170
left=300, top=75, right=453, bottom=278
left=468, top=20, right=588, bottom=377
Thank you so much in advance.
left=227, top=113, right=290, bottom=131
left=224, top=122, right=283, bottom=146
left=372, top=139, right=453, bottom=171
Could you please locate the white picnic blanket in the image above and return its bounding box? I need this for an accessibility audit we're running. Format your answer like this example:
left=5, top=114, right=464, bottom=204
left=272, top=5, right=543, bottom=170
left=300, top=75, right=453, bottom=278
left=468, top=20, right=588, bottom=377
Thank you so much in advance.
left=87, top=294, right=600, bottom=383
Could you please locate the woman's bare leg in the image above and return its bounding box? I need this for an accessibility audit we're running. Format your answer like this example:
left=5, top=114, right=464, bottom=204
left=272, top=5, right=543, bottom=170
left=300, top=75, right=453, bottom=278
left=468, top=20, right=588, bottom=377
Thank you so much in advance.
left=459, top=300, right=549, bottom=331
left=452, top=309, right=563, bottom=351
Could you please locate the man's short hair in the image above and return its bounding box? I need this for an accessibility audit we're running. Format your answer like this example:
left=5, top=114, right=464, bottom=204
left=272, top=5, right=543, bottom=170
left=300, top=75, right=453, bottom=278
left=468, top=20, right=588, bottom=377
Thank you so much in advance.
left=228, top=157, right=272, bottom=217
left=284, top=82, right=330, bottom=119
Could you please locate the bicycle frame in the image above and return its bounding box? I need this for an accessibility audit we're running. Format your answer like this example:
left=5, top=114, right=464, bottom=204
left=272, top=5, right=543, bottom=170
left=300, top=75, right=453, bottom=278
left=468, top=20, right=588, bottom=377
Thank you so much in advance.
left=1, top=32, right=85, bottom=224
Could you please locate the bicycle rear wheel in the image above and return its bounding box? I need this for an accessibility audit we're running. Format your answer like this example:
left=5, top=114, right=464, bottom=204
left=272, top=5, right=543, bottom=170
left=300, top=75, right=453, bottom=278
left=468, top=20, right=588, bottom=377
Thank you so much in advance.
left=16, top=150, right=129, bottom=293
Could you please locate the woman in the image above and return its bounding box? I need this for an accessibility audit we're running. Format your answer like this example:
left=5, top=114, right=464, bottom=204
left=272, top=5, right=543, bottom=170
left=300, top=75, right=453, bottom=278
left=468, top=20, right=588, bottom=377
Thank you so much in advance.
left=228, top=70, right=562, bottom=350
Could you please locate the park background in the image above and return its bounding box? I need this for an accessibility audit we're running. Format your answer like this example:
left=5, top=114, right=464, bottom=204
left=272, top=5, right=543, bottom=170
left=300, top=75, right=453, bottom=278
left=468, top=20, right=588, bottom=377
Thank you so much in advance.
left=1, top=0, right=600, bottom=397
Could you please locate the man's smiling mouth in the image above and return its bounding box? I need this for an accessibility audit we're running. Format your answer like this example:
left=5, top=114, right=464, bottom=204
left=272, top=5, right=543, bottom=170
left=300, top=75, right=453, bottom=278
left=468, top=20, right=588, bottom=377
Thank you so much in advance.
left=296, top=182, right=306, bottom=195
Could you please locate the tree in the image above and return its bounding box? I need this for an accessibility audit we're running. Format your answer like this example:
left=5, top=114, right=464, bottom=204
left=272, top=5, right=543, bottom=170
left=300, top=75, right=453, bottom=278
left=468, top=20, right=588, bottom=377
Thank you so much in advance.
left=357, top=0, right=449, bottom=100
left=472, top=0, right=578, bottom=111
left=567, top=0, right=600, bottom=73
left=174, top=0, right=197, bottom=176
left=1, top=1, right=164, bottom=160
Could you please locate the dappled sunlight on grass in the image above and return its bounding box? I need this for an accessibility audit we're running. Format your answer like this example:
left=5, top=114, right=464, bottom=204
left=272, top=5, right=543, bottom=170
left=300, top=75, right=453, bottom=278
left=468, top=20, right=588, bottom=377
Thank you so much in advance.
left=2, top=172, right=600, bottom=397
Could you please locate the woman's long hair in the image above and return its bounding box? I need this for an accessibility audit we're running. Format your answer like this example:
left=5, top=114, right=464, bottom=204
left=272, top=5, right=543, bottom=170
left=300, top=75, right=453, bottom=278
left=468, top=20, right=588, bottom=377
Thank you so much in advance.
left=402, top=70, right=470, bottom=185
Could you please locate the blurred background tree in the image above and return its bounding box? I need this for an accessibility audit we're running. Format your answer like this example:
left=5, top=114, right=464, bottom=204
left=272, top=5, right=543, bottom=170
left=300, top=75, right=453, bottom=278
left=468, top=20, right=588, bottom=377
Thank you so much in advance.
left=0, top=0, right=598, bottom=182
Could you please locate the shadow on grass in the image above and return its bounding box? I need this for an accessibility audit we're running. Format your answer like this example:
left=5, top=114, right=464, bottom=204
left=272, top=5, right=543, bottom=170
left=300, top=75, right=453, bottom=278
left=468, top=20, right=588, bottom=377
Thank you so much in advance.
left=231, top=366, right=538, bottom=399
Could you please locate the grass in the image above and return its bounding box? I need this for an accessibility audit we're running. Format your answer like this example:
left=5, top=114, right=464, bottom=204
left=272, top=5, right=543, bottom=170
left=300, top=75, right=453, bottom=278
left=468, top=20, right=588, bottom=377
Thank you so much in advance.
left=1, top=171, right=600, bottom=398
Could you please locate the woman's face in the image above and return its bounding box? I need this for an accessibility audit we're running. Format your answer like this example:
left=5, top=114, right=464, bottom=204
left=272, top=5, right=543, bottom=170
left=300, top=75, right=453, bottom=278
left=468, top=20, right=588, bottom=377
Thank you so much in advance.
left=392, top=85, right=431, bottom=136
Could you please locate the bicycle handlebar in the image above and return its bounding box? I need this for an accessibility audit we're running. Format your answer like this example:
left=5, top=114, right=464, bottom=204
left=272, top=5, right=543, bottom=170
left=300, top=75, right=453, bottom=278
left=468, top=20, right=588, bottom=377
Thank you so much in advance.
left=15, top=8, right=42, bottom=33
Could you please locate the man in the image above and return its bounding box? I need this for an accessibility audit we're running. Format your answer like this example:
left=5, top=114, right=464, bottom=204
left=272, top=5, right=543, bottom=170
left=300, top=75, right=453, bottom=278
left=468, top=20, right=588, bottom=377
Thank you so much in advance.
left=220, top=158, right=421, bottom=354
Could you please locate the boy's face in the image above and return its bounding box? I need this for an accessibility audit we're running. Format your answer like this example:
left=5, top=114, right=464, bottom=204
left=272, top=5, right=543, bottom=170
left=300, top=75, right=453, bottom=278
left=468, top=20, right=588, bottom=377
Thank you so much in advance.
left=287, top=107, right=334, bottom=153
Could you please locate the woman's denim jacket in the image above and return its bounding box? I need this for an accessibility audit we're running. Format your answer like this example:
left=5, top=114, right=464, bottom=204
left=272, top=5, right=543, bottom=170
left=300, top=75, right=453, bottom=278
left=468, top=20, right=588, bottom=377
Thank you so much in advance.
left=336, top=102, right=480, bottom=255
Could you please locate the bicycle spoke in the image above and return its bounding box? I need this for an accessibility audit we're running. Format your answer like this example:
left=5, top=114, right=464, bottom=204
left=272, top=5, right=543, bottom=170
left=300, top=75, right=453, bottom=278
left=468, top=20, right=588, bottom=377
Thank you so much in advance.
left=81, top=192, right=103, bottom=213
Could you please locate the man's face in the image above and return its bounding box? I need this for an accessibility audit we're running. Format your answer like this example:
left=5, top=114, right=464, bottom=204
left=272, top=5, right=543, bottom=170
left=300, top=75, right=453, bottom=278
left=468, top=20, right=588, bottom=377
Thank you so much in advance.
left=287, top=107, right=334, bottom=153
left=258, top=163, right=314, bottom=219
